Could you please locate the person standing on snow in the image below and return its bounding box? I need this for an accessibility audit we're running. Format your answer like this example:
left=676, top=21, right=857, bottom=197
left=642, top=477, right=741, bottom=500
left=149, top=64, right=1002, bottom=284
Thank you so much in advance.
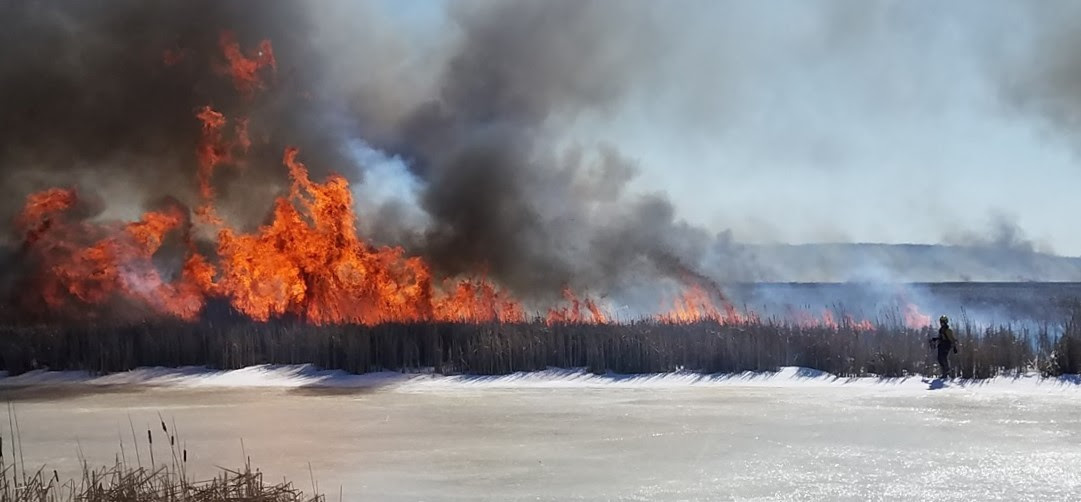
left=931, top=315, right=958, bottom=379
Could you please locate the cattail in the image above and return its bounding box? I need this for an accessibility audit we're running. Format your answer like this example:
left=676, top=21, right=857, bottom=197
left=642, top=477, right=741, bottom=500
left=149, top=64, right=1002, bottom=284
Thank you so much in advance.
left=53, top=470, right=58, bottom=483
left=183, top=449, right=187, bottom=463
left=170, top=435, right=175, bottom=446
left=161, top=421, right=168, bottom=434
left=148, top=430, right=152, bottom=445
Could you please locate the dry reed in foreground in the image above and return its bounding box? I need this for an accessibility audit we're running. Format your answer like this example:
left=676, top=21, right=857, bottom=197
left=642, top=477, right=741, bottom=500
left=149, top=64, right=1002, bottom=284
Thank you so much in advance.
left=0, top=415, right=324, bottom=502
left=0, top=460, right=323, bottom=502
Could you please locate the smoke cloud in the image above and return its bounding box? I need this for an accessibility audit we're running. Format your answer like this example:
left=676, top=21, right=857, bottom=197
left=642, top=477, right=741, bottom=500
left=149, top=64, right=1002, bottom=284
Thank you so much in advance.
left=2, top=0, right=1080, bottom=316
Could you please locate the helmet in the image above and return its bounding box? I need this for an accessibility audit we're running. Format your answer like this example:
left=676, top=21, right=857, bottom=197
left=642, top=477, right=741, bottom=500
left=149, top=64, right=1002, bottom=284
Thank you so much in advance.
left=939, top=315, right=949, bottom=324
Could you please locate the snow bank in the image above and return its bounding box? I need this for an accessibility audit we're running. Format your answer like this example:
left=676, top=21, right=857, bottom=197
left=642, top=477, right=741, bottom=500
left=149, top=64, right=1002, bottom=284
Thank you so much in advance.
left=0, top=365, right=1078, bottom=394
left=0, top=365, right=407, bottom=389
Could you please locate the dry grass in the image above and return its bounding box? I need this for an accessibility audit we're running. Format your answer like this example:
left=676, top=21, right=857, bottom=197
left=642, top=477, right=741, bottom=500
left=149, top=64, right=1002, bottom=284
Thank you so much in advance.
left=0, top=415, right=323, bottom=502
left=0, top=304, right=1079, bottom=379
left=0, top=461, right=322, bottom=502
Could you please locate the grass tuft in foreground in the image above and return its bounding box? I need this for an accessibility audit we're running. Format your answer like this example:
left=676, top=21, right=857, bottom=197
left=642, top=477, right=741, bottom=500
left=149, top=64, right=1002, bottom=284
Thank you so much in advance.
left=0, top=414, right=324, bottom=502
left=0, top=460, right=323, bottom=502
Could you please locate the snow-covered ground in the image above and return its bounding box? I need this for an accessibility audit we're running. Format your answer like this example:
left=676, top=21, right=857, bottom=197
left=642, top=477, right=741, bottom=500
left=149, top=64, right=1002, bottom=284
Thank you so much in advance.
left=4, top=364, right=1080, bottom=393
left=2, top=366, right=1079, bottom=501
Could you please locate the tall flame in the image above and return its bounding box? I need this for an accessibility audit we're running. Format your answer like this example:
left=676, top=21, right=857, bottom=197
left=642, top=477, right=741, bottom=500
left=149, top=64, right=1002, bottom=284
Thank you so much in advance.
left=9, top=31, right=891, bottom=331
left=16, top=191, right=204, bottom=320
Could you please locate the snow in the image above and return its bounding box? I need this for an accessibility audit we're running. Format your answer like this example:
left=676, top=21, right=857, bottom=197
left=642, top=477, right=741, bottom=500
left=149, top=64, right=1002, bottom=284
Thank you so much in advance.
left=2, top=364, right=1079, bottom=395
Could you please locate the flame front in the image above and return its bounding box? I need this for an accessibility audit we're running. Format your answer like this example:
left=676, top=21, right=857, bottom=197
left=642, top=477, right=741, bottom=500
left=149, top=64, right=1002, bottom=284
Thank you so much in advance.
left=10, top=31, right=900, bottom=330
left=12, top=34, right=530, bottom=326
left=16, top=190, right=204, bottom=320
left=546, top=288, right=608, bottom=325
left=657, top=285, right=756, bottom=325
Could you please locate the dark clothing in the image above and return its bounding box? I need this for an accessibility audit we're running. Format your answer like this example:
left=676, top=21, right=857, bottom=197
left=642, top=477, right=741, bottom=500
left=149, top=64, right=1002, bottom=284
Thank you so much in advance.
left=937, top=344, right=952, bottom=378
left=937, top=325, right=956, bottom=346
left=934, top=325, right=957, bottom=378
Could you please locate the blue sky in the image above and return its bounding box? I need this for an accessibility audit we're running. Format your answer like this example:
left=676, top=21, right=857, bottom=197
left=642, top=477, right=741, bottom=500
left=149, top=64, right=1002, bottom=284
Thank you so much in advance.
left=317, top=1, right=1081, bottom=256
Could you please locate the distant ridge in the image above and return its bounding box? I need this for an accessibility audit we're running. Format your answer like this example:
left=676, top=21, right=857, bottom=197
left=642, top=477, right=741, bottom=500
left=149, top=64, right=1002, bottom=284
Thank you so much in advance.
left=711, top=243, right=1081, bottom=283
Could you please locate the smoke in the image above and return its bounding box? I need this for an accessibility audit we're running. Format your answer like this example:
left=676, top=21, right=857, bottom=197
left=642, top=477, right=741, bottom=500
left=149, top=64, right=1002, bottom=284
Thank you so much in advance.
left=0, top=1, right=353, bottom=237
left=3, top=0, right=1080, bottom=318
left=347, top=1, right=703, bottom=300
left=999, top=1, right=1081, bottom=146
left=0, top=0, right=720, bottom=311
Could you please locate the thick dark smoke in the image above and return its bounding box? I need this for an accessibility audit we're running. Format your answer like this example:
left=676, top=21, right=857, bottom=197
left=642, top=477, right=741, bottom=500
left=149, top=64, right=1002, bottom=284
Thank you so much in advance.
left=343, top=1, right=717, bottom=300
left=0, top=0, right=719, bottom=308
left=1002, top=2, right=1081, bottom=158
left=0, top=1, right=347, bottom=237
left=3, top=1, right=1076, bottom=319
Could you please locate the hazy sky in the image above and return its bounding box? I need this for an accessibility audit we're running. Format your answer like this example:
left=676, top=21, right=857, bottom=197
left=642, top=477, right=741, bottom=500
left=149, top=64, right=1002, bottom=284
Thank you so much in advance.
left=343, top=0, right=1081, bottom=255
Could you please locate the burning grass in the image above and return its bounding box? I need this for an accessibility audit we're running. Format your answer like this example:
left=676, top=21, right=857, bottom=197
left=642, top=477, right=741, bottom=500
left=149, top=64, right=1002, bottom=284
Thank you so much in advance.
left=5, top=30, right=1080, bottom=383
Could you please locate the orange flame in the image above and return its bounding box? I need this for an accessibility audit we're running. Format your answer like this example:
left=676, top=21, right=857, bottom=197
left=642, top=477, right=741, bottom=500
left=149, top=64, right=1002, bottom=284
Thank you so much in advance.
left=787, top=307, right=874, bottom=331
left=546, top=288, right=608, bottom=325
left=434, top=279, right=525, bottom=323
left=15, top=30, right=879, bottom=330
left=204, top=146, right=520, bottom=324
left=217, top=31, right=276, bottom=97
left=16, top=188, right=79, bottom=246
left=15, top=146, right=527, bottom=325
left=13, top=32, right=530, bottom=325
left=194, top=105, right=252, bottom=225
left=16, top=194, right=204, bottom=320
left=657, top=284, right=756, bottom=325
left=195, top=106, right=228, bottom=199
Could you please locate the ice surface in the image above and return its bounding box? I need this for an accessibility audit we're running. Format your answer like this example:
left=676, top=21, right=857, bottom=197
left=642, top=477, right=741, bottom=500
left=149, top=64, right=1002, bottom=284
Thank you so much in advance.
left=1, top=366, right=1079, bottom=501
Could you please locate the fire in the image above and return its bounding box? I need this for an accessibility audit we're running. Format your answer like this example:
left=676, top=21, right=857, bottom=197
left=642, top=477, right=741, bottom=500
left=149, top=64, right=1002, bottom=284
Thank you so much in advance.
left=658, top=284, right=755, bottom=325
left=195, top=106, right=228, bottom=200
left=783, top=305, right=875, bottom=331
left=194, top=105, right=252, bottom=225
left=848, top=317, right=876, bottom=332
left=15, top=143, right=528, bottom=324
left=10, top=33, right=530, bottom=325
left=201, top=146, right=530, bottom=325
left=16, top=188, right=78, bottom=246
left=13, top=30, right=862, bottom=330
left=217, top=31, right=276, bottom=97
left=15, top=192, right=204, bottom=320
left=434, top=279, right=525, bottom=323
left=546, top=288, right=608, bottom=325
left=902, top=302, right=931, bottom=329
left=814, top=310, right=874, bottom=331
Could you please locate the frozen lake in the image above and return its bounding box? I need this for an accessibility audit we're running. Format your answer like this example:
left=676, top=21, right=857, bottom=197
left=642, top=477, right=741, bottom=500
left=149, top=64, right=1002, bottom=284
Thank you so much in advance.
left=2, top=366, right=1079, bottom=501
